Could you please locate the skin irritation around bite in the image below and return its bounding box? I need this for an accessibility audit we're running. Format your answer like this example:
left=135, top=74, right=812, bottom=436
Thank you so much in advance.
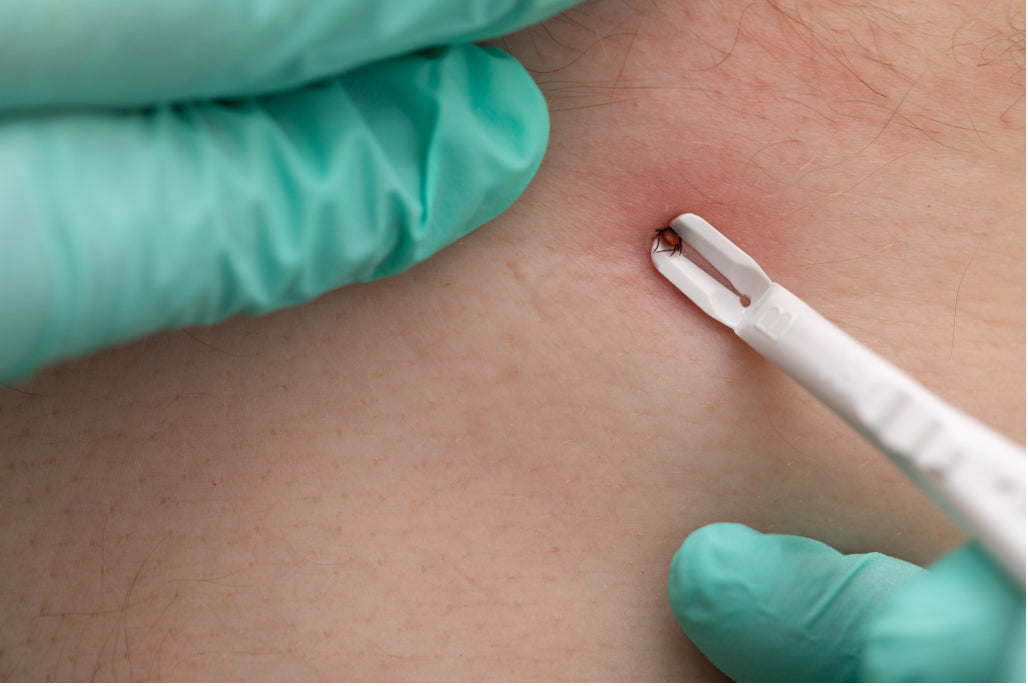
left=499, top=0, right=1025, bottom=282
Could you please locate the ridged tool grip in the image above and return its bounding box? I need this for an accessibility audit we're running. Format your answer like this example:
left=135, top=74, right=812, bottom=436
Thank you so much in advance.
left=738, top=283, right=1026, bottom=585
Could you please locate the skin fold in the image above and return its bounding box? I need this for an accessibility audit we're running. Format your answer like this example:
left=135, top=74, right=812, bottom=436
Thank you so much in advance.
left=0, top=0, right=1023, bottom=680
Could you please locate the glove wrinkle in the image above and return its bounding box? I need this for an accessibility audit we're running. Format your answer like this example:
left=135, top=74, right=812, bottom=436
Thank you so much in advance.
left=0, top=45, right=549, bottom=381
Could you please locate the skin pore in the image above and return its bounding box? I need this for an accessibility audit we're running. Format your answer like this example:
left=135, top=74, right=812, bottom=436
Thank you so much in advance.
left=0, top=0, right=1023, bottom=680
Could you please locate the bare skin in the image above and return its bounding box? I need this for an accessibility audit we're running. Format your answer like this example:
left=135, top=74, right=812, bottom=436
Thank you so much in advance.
left=0, top=0, right=1023, bottom=680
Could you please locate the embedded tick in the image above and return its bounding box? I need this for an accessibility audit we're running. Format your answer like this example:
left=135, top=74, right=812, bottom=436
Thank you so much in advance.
left=653, top=226, right=683, bottom=256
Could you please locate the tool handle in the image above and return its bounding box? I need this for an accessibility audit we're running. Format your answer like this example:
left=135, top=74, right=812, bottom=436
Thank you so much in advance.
left=737, top=283, right=1026, bottom=585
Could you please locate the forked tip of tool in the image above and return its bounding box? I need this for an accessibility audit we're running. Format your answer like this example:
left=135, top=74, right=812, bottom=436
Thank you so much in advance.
left=650, top=213, right=772, bottom=328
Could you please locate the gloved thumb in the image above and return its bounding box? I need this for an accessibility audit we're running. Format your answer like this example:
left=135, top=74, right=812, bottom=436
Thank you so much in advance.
left=668, top=522, right=923, bottom=682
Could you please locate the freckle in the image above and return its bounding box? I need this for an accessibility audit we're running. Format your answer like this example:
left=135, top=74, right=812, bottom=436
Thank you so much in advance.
left=50, top=407, right=59, bottom=416
left=269, top=427, right=277, bottom=436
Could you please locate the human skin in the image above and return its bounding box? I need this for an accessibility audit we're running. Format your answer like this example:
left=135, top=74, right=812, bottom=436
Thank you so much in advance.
left=0, top=0, right=1023, bottom=680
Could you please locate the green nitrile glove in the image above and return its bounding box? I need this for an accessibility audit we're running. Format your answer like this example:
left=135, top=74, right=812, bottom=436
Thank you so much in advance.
left=0, top=0, right=582, bottom=382
left=669, top=523, right=1026, bottom=682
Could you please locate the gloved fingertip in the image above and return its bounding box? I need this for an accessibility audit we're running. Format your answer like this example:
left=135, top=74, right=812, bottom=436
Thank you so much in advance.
left=434, top=45, right=551, bottom=234
left=341, top=44, right=550, bottom=283
left=668, top=522, right=763, bottom=627
left=669, top=523, right=825, bottom=682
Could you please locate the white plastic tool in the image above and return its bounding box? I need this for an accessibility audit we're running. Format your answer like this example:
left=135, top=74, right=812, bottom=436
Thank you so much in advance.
left=652, top=212, right=1027, bottom=586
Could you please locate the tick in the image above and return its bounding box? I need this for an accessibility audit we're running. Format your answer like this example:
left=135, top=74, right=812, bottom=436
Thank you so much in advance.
left=653, top=226, right=683, bottom=256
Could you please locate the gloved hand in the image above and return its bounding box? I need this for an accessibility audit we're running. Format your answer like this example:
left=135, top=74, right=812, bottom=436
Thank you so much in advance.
left=669, top=523, right=1026, bottom=682
left=0, top=0, right=582, bottom=382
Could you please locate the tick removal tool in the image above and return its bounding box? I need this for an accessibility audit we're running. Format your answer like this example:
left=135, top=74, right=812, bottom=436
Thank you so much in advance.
left=652, top=213, right=1027, bottom=586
